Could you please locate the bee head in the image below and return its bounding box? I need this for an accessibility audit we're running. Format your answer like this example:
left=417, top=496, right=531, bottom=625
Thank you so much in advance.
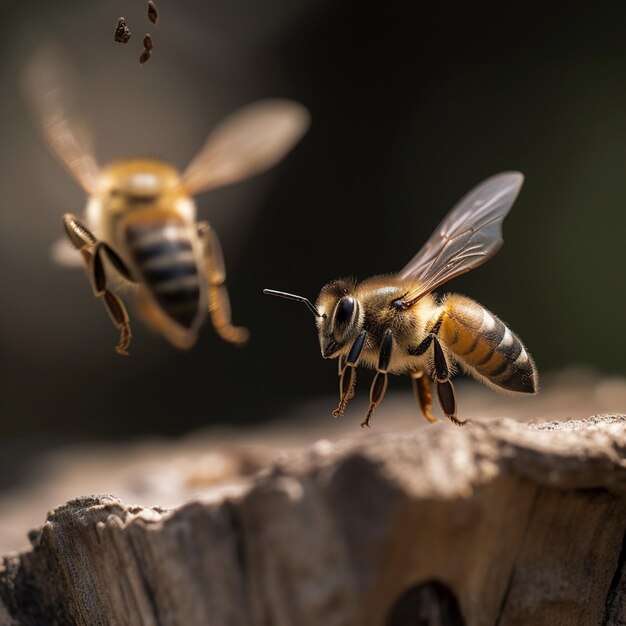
left=263, top=279, right=362, bottom=360
left=315, top=279, right=362, bottom=359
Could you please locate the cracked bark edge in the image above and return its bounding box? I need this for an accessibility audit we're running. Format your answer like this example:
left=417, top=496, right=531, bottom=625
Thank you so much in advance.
left=0, top=415, right=624, bottom=626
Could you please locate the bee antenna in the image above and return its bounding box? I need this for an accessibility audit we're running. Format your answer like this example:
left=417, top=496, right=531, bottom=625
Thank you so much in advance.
left=263, top=289, right=325, bottom=319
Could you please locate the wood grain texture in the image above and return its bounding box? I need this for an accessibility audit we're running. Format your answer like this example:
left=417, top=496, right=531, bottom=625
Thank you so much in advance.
left=0, top=415, right=624, bottom=626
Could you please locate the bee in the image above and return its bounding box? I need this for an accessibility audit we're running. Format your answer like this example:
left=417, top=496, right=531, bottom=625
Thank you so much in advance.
left=264, top=172, right=538, bottom=427
left=24, top=49, right=309, bottom=354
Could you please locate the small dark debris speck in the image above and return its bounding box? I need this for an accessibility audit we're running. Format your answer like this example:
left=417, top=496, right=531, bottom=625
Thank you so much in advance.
left=140, top=33, right=154, bottom=64
left=147, top=1, right=159, bottom=25
left=114, top=17, right=132, bottom=44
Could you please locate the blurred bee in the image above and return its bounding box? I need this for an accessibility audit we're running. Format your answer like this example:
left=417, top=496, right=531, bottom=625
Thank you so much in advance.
left=24, top=49, right=309, bottom=354
left=265, top=173, right=538, bottom=427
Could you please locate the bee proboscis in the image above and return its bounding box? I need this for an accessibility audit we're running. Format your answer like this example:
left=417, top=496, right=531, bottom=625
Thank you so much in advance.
left=25, top=48, right=309, bottom=354
left=265, top=172, right=538, bottom=427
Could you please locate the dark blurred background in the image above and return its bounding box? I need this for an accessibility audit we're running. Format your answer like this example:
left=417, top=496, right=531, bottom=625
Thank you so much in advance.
left=1, top=1, right=625, bottom=449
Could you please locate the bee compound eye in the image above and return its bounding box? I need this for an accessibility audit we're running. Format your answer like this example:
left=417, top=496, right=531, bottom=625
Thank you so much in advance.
left=335, top=297, right=355, bottom=327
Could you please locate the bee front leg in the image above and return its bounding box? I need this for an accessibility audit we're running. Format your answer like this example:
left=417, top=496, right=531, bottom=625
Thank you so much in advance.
left=410, top=370, right=439, bottom=424
left=362, top=329, right=393, bottom=428
left=62, top=214, right=133, bottom=356
left=333, top=330, right=367, bottom=417
left=198, top=222, right=249, bottom=346
left=431, top=336, right=467, bottom=426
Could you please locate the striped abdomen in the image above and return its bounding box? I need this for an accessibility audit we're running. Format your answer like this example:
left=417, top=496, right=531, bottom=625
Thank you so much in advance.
left=125, top=215, right=204, bottom=330
left=438, top=294, right=537, bottom=393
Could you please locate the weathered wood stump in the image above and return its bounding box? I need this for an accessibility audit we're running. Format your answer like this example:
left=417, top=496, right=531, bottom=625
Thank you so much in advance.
left=0, top=415, right=624, bottom=625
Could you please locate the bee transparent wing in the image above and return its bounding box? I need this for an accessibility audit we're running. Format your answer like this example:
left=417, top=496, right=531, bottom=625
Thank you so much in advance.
left=398, top=172, right=524, bottom=304
left=23, top=46, right=100, bottom=194
left=181, top=99, right=310, bottom=195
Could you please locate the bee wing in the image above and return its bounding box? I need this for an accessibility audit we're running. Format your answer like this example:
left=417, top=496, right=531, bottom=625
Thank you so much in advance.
left=181, top=99, right=310, bottom=196
left=23, top=46, right=100, bottom=194
left=398, top=172, right=524, bottom=304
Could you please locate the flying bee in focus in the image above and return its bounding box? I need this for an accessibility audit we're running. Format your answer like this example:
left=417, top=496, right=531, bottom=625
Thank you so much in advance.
left=265, top=172, right=538, bottom=427
left=24, top=49, right=309, bottom=354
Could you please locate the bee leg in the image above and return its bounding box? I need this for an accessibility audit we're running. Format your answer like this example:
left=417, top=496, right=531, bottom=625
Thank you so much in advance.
left=198, top=222, right=249, bottom=346
left=333, top=355, right=349, bottom=417
left=410, top=370, right=439, bottom=423
left=432, top=336, right=467, bottom=426
left=334, top=365, right=356, bottom=418
left=362, top=329, right=392, bottom=428
left=333, top=330, right=367, bottom=417
left=62, top=214, right=133, bottom=355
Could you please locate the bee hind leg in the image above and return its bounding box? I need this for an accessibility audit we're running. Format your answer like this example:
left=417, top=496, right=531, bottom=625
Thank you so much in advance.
left=198, top=222, right=249, bottom=346
left=362, top=329, right=392, bottom=428
left=431, top=336, right=468, bottom=426
left=410, top=370, right=439, bottom=424
left=62, top=214, right=133, bottom=356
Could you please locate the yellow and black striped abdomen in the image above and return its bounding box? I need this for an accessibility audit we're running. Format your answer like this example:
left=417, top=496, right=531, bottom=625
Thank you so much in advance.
left=438, top=294, right=537, bottom=393
left=125, top=214, right=203, bottom=330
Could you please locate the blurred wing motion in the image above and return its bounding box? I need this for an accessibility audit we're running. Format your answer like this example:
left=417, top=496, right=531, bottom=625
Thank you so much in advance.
left=23, top=46, right=100, bottom=194
left=181, top=99, right=310, bottom=195
left=399, top=172, right=524, bottom=305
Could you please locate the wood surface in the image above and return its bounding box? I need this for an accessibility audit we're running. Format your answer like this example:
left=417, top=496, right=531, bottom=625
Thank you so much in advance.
left=0, top=414, right=624, bottom=625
